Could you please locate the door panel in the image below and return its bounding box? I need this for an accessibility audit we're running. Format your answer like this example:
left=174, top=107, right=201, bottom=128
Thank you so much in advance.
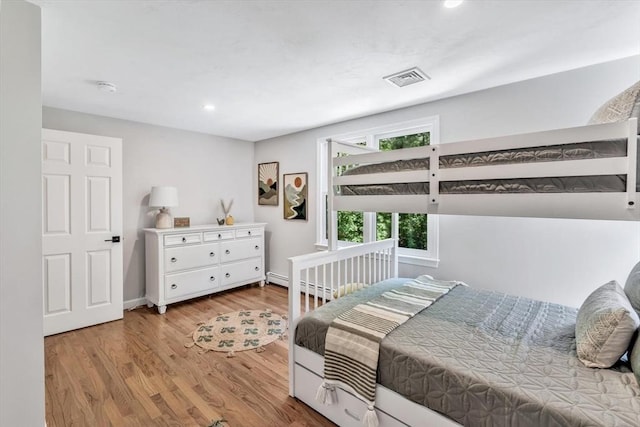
left=87, top=249, right=111, bottom=306
left=42, top=174, right=70, bottom=234
left=43, top=253, right=71, bottom=314
left=42, top=129, right=123, bottom=336
left=86, top=176, right=111, bottom=232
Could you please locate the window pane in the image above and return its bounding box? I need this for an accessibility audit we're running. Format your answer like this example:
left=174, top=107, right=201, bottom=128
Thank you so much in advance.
left=378, top=131, right=430, bottom=151
left=337, top=211, right=363, bottom=243
left=399, top=213, right=427, bottom=249
left=376, top=212, right=392, bottom=240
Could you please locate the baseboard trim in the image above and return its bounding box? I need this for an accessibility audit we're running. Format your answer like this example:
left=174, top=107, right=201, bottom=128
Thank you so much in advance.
left=266, top=271, right=288, bottom=287
left=124, top=297, right=147, bottom=310
left=267, top=271, right=334, bottom=299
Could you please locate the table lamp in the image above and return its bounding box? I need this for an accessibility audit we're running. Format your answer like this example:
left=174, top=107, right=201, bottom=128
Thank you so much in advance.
left=149, top=186, right=178, bottom=229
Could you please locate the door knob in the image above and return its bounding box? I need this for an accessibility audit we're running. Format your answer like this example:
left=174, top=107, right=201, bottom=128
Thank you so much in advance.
left=104, top=236, right=121, bottom=242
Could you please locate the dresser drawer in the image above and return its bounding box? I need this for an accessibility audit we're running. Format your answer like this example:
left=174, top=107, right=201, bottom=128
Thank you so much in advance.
left=220, top=258, right=262, bottom=287
left=235, top=227, right=263, bottom=238
left=165, top=266, right=219, bottom=299
left=220, top=238, right=262, bottom=263
left=164, top=243, right=218, bottom=273
left=164, top=233, right=202, bottom=246
left=203, top=230, right=235, bottom=242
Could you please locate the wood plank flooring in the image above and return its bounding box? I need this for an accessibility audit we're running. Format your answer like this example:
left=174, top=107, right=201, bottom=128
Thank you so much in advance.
left=45, top=284, right=335, bottom=427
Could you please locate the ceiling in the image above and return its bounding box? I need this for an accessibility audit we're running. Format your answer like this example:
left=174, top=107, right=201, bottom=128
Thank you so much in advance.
left=32, top=0, right=640, bottom=142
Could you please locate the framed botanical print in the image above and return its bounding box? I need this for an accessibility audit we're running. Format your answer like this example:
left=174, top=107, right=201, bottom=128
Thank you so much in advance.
left=258, top=162, right=279, bottom=206
left=283, top=172, right=307, bottom=220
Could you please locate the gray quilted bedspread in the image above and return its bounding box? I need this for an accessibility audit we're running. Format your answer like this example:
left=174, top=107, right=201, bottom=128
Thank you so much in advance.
left=295, top=280, right=640, bottom=426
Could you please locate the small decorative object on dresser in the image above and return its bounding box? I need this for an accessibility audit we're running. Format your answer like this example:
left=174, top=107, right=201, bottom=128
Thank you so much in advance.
left=283, top=172, right=307, bottom=220
left=149, top=186, right=179, bottom=229
left=144, top=223, right=266, bottom=314
left=220, top=199, right=233, bottom=225
left=174, top=217, right=190, bottom=228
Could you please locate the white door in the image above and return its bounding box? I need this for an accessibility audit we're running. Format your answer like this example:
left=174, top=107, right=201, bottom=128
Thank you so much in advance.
left=42, top=129, right=123, bottom=336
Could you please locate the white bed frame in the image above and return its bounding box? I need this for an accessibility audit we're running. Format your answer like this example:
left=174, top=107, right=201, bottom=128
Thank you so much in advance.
left=288, top=118, right=639, bottom=426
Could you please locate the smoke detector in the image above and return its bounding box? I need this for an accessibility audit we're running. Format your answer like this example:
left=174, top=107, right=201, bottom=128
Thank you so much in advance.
left=97, top=81, right=117, bottom=93
left=383, top=67, right=430, bottom=88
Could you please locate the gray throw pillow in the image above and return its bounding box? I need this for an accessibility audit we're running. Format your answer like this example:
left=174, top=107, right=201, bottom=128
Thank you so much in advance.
left=575, top=280, right=640, bottom=368
left=624, top=261, right=640, bottom=315
left=630, top=336, right=640, bottom=385
left=588, top=80, right=640, bottom=130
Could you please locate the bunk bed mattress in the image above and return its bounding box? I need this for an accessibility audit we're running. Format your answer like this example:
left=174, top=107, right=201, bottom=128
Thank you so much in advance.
left=295, top=280, right=640, bottom=426
left=339, top=138, right=637, bottom=195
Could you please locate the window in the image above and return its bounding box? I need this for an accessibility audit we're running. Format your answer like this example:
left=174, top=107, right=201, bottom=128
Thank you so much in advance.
left=316, top=117, right=439, bottom=266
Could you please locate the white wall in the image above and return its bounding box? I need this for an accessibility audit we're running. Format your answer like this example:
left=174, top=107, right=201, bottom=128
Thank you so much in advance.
left=255, top=55, right=640, bottom=307
left=42, top=108, right=255, bottom=302
left=0, top=0, right=45, bottom=425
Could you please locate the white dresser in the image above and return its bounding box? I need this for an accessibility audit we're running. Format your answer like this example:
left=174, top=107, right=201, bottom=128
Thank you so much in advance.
left=144, top=223, right=266, bottom=314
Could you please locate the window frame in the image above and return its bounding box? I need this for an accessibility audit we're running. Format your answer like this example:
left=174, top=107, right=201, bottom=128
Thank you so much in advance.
left=315, top=117, right=440, bottom=267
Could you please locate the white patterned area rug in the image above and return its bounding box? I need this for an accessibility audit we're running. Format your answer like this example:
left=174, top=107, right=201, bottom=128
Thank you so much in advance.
left=186, top=309, right=287, bottom=357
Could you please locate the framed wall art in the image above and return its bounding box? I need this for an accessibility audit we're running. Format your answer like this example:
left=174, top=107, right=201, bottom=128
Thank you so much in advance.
left=258, top=162, right=279, bottom=206
left=283, top=172, right=307, bottom=221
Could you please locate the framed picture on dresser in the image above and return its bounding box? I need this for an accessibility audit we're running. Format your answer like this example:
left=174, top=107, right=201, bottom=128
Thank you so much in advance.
left=258, top=162, right=279, bottom=206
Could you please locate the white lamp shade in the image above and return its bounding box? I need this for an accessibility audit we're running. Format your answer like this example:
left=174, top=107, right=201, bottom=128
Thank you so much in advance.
left=149, top=186, right=178, bottom=208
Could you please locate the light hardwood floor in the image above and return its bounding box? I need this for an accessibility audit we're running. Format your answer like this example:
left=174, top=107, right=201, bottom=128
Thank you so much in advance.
left=45, top=284, right=335, bottom=427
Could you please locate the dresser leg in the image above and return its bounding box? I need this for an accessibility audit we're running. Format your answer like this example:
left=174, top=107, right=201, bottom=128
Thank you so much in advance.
left=147, top=301, right=154, bottom=308
left=259, top=280, right=265, bottom=288
left=157, top=305, right=167, bottom=314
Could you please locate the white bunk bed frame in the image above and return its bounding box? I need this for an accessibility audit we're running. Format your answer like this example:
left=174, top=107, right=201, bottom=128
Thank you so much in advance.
left=288, top=118, right=639, bottom=426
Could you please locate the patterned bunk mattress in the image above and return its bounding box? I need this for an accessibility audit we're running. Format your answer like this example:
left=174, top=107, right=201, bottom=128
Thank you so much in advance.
left=295, top=279, right=640, bottom=426
left=339, top=138, right=640, bottom=195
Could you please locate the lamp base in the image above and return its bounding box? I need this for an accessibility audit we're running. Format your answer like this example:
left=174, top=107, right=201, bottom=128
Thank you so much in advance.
left=155, top=208, right=173, bottom=229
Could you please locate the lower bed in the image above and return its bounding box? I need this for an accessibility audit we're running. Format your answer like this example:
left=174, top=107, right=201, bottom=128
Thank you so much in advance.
left=295, top=279, right=640, bottom=426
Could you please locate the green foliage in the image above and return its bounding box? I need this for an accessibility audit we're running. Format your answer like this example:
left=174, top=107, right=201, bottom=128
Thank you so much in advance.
left=337, top=132, right=430, bottom=249
left=337, top=211, right=363, bottom=243
left=378, top=132, right=430, bottom=151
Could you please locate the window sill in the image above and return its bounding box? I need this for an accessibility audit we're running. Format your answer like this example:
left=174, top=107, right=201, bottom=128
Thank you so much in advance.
left=398, top=253, right=439, bottom=268
left=315, top=242, right=328, bottom=251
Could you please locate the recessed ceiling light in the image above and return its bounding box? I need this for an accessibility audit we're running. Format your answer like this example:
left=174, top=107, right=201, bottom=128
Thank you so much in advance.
left=203, top=104, right=215, bottom=111
left=443, top=0, right=463, bottom=8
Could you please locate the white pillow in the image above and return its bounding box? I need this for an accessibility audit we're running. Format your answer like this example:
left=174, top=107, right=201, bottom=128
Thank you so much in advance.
left=588, top=80, right=640, bottom=131
left=575, top=280, right=640, bottom=368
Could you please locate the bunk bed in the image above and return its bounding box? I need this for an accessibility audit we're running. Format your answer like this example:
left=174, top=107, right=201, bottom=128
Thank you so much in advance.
left=288, top=109, right=640, bottom=426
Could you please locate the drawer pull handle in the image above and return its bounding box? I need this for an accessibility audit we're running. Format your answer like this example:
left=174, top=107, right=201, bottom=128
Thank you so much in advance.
left=255, top=245, right=259, bottom=250
left=210, top=276, right=215, bottom=282
left=344, top=408, right=361, bottom=421
left=171, top=284, right=177, bottom=290
left=182, top=237, right=187, bottom=243
left=225, top=249, right=230, bottom=254
left=254, top=266, right=259, bottom=271
left=209, top=252, right=215, bottom=257
left=225, top=273, right=231, bottom=278
left=248, top=231, right=251, bottom=235
left=218, top=233, right=222, bottom=238
left=170, top=257, right=177, bottom=263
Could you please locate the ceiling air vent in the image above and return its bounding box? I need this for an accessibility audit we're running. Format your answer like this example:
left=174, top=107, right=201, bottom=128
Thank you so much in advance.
left=383, top=67, right=430, bottom=88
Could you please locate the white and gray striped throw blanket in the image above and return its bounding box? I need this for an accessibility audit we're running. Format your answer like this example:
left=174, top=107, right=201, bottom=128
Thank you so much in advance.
left=316, top=275, right=460, bottom=427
